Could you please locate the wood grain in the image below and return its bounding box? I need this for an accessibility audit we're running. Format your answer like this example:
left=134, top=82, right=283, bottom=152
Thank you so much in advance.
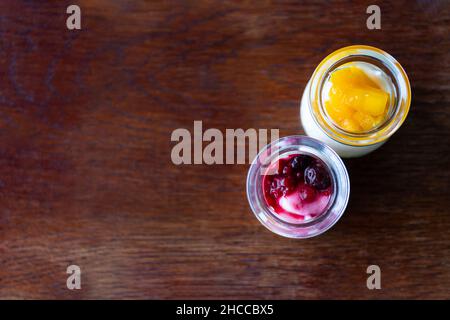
left=0, top=0, right=449, bottom=299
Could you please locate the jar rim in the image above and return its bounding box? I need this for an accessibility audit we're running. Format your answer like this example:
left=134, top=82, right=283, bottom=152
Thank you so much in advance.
left=246, top=135, right=350, bottom=238
left=308, top=45, right=411, bottom=146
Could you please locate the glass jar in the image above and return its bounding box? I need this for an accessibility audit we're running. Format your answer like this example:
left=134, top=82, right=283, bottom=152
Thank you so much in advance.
left=300, top=45, right=411, bottom=158
left=246, top=135, right=350, bottom=239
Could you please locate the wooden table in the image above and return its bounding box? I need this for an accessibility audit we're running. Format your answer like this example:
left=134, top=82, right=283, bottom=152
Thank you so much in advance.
left=0, top=0, right=449, bottom=299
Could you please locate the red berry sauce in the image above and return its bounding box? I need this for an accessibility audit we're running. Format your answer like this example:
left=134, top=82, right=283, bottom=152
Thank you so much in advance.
left=262, top=154, right=333, bottom=223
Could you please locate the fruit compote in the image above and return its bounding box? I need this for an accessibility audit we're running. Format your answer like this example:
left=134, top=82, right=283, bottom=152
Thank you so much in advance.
left=262, top=154, right=333, bottom=223
left=323, top=62, right=393, bottom=133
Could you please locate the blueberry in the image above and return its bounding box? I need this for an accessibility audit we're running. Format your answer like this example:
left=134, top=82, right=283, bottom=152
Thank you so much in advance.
left=290, top=155, right=312, bottom=172
left=304, top=162, right=331, bottom=190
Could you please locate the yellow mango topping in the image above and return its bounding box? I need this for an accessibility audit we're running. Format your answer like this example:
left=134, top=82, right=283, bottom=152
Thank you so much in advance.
left=325, top=66, right=390, bottom=133
left=352, top=111, right=376, bottom=131
left=341, top=118, right=361, bottom=132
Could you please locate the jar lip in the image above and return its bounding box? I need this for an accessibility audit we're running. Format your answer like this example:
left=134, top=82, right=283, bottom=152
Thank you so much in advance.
left=246, top=135, right=350, bottom=238
left=308, top=45, right=411, bottom=146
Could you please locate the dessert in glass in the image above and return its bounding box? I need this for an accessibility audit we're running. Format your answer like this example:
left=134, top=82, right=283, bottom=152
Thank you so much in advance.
left=300, top=45, right=411, bottom=158
left=247, top=136, right=349, bottom=238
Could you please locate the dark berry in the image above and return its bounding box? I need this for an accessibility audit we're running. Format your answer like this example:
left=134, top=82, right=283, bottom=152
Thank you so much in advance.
left=304, top=162, right=331, bottom=190
left=298, top=184, right=316, bottom=202
left=282, top=165, right=292, bottom=176
left=290, top=155, right=312, bottom=172
left=262, top=154, right=333, bottom=217
left=283, top=176, right=296, bottom=192
left=276, top=159, right=288, bottom=175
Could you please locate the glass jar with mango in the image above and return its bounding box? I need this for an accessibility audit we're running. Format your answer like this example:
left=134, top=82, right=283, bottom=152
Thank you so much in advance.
left=300, top=45, right=411, bottom=158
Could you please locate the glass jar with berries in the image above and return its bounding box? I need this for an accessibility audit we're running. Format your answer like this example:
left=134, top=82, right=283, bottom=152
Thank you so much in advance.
left=247, top=135, right=350, bottom=238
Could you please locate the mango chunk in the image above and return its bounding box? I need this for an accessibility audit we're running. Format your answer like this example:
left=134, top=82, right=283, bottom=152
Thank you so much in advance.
left=373, top=115, right=384, bottom=127
left=342, top=87, right=388, bottom=116
left=353, top=111, right=376, bottom=131
left=330, top=66, right=379, bottom=89
left=325, top=65, right=390, bottom=133
left=325, top=100, right=354, bottom=123
left=340, top=118, right=362, bottom=132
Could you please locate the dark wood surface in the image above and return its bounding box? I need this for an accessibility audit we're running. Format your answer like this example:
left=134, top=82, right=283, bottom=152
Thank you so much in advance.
left=0, top=0, right=449, bottom=299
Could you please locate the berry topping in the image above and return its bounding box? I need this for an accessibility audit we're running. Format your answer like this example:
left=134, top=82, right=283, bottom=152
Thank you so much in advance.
left=262, top=153, right=333, bottom=222
left=282, top=165, right=292, bottom=176
left=304, top=162, right=331, bottom=190
left=282, top=176, right=296, bottom=191
left=298, top=184, right=316, bottom=202
left=275, top=159, right=289, bottom=175
left=290, top=155, right=312, bottom=172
